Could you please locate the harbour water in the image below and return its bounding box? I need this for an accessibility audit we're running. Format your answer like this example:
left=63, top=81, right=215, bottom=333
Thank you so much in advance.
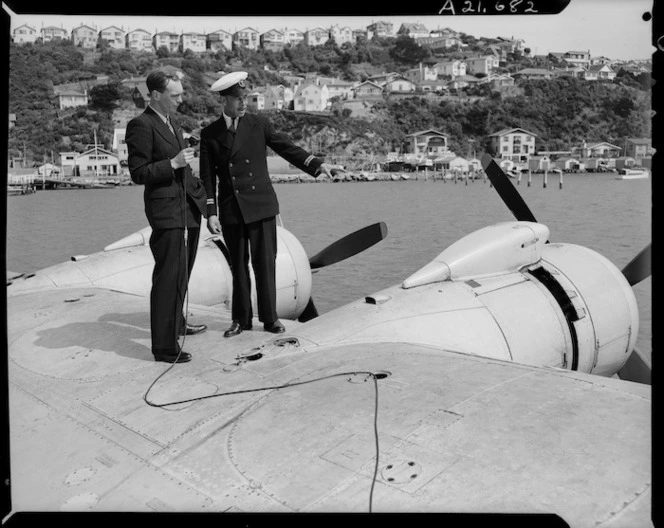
left=6, top=173, right=652, bottom=357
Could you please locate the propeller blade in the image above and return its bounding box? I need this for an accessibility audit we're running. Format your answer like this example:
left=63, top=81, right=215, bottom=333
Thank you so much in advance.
left=297, top=296, right=319, bottom=323
left=481, top=154, right=538, bottom=223
left=308, top=222, right=388, bottom=270
left=617, top=347, right=651, bottom=385
left=621, top=244, right=652, bottom=286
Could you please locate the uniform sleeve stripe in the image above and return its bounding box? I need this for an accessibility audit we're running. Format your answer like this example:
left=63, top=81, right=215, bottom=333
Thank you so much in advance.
left=304, top=155, right=315, bottom=166
left=206, top=198, right=215, bottom=204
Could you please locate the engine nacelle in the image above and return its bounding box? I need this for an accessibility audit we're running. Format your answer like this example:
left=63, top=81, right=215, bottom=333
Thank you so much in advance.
left=7, top=225, right=314, bottom=321
left=536, top=242, right=639, bottom=377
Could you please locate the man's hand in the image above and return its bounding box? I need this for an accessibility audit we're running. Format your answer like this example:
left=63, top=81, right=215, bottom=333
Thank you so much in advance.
left=318, top=163, right=346, bottom=178
left=208, top=214, right=222, bottom=234
left=171, top=147, right=195, bottom=169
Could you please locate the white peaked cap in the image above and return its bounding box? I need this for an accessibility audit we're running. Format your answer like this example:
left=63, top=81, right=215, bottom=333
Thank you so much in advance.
left=210, top=71, right=249, bottom=93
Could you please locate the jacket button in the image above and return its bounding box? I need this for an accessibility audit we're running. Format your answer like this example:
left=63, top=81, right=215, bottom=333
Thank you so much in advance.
left=248, top=172, right=253, bottom=176
left=245, top=159, right=249, bottom=163
left=251, top=185, right=255, bottom=190
left=235, top=189, right=239, bottom=194
left=229, top=162, right=233, bottom=167
left=232, top=176, right=236, bottom=180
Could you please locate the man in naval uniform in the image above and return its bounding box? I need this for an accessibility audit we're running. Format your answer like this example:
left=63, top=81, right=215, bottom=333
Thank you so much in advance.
left=126, top=69, right=208, bottom=363
left=200, top=71, right=342, bottom=337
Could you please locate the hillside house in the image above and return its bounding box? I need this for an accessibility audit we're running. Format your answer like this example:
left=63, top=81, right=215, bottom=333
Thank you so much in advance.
left=284, top=28, right=304, bottom=46
left=465, top=56, right=500, bottom=76
left=590, top=56, right=613, bottom=66
left=112, top=128, right=128, bottom=164
left=353, top=28, right=368, bottom=42
left=207, top=29, right=233, bottom=51
left=397, top=23, right=429, bottom=40
left=131, top=84, right=151, bottom=108
left=9, top=113, right=16, bottom=128
left=417, top=80, right=447, bottom=93
left=126, top=29, right=152, bottom=51
left=260, top=29, right=286, bottom=52
left=433, top=60, right=467, bottom=77
left=329, top=25, right=354, bottom=46
left=263, top=85, right=294, bottom=110
left=71, top=24, right=98, bottom=48
left=513, top=68, right=552, bottom=80
left=487, top=73, right=515, bottom=87
left=420, top=36, right=463, bottom=51
left=293, top=82, right=329, bottom=111
left=366, top=21, right=393, bottom=38
left=624, top=138, right=653, bottom=159
left=40, top=26, right=68, bottom=42
left=447, top=75, right=482, bottom=90
left=304, top=27, right=329, bottom=47
left=351, top=81, right=384, bottom=98
left=366, top=72, right=400, bottom=86
left=496, top=36, right=526, bottom=54
left=563, top=50, right=591, bottom=67
left=403, top=65, right=437, bottom=82
left=153, top=31, right=179, bottom=53
left=99, top=26, right=125, bottom=49
left=402, top=129, right=450, bottom=159
left=583, top=64, right=616, bottom=81
left=12, top=24, right=38, bottom=44
left=58, top=90, right=88, bottom=110
left=233, top=27, right=260, bottom=50
left=180, top=32, right=206, bottom=53
left=384, top=76, right=417, bottom=94
left=488, top=127, right=537, bottom=163
left=246, top=91, right=266, bottom=111
left=325, top=80, right=354, bottom=100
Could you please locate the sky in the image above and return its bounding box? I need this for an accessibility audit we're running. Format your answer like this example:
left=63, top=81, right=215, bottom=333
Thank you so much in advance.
left=2, top=0, right=654, bottom=61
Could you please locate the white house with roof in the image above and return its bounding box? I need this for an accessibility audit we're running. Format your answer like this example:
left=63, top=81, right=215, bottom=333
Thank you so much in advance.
left=447, top=75, right=482, bottom=90
left=583, top=64, right=616, bottom=81
left=417, top=79, right=447, bottom=93
left=563, top=50, right=591, bottom=67
left=260, top=29, right=286, bottom=52
left=324, top=79, right=354, bottom=100
left=366, top=72, right=400, bottom=86
left=403, top=64, right=437, bottom=82
left=71, top=24, right=98, bottom=48
left=590, top=56, right=613, bottom=66
left=233, top=27, right=260, bottom=50
left=465, top=56, right=500, bottom=76
left=60, top=147, right=120, bottom=176
left=112, top=128, right=128, bottom=163
left=153, top=31, right=179, bottom=53
left=487, top=73, right=515, bottom=87
left=99, top=26, right=125, bottom=49
left=402, top=129, right=450, bottom=159
left=126, top=29, right=152, bottom=51
left=58, top=90, right=88, bottom=110
left=366, top=21, right=393, bottom=38
left=180, top=32, right=206, bottom=53
left=572, top=141, right=621, bottom=158
left=329, top=25, right=354, bottom=46
left=12, top=24, right=38, bottom=44
left=384, top=76, right=417, bottom=94
left=397, top=23, right=429, bottom=40
left=283, top=28, right=304, bottom=46
left=488, top=127, right=537, bottom=163
left=351, top=80, right=383, bottom=98
left=246, top=91, right=266, bottom=111
left=263, top=85, right=294, bottom=110
left=495, top=36, right=526, bottom=54
left=293, top=82, right=329, bottom=111
left=433, top=60, right=467, bottom=78
left=41, top=26, right=68, bottom=42
left=304, top=27, right=329, bottom=47
left=207, top=29, right=233, bottom=52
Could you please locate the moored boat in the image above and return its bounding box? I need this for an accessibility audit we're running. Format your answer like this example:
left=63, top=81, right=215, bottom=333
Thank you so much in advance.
left=616, top=168, right=649, bottom=180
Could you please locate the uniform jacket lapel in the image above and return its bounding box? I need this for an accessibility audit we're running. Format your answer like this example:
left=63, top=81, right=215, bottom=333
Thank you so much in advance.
left=145, top=106, right=181, bottom=151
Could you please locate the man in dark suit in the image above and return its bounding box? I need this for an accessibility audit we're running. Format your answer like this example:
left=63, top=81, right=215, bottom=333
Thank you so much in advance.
left=200, top=71, right=342, bottom=337
left=125, top=69, right=208, bottom=363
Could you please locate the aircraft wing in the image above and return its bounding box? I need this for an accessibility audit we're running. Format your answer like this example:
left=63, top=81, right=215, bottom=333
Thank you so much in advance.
left=7, top=288, right=651, bottom=526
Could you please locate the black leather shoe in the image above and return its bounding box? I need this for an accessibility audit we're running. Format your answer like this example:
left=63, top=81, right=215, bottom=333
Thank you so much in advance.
left=264, top=320, right=285, bottom=334
left=224, top=321, right=252, bottom=338
left=179, top=323, right=207, bottom=336
left=153, top=348, right=192, bottom=363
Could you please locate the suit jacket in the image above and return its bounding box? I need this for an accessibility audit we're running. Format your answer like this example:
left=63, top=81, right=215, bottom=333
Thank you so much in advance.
left=199, top=113, right=323, bottom=225
left=126, top=106, right=207, bottom=229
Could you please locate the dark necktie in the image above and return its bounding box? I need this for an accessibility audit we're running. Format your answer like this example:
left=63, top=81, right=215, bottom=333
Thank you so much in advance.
left=166, top=116, right=176, bottom=137
left=229, top=118, right=237, bottom=134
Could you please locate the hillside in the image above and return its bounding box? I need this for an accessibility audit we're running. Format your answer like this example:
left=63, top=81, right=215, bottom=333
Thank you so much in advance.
left=8, top=39, right=651, bottom=168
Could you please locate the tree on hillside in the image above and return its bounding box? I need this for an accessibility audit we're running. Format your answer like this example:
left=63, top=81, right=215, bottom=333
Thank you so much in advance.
left=89, top=82, right=122, bottom=112
left=389, top=35, right=430, bottom=64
